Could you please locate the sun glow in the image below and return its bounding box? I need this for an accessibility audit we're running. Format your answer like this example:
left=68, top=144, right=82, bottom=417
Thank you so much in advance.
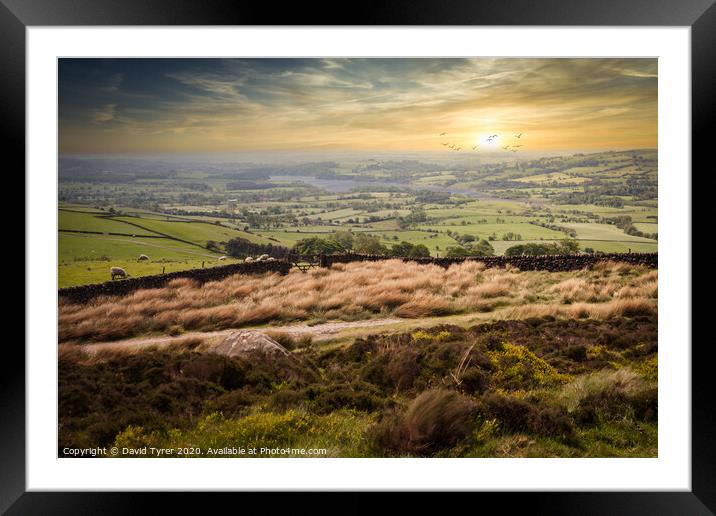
left=59, top=58, right=657, bottom=154
left=477, top=133, right=500, bottom=149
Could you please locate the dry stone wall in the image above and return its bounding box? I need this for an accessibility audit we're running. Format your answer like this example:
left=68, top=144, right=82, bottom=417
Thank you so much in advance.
left=323, top=252, right=658, bottom=271
left=59, top=260, right=291, bottom=304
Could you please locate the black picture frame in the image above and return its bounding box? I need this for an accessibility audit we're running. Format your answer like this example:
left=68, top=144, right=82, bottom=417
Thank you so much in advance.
left=5, top=0, right=710, bottom=513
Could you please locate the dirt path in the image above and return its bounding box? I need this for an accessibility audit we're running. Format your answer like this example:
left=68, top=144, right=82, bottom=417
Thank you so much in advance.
left=65, top=318, right=404, bottom=355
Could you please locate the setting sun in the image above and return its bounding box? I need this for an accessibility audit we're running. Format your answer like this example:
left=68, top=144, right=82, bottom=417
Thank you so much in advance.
left=475, top=133, right=500, bottom=149
left=59, top=58, right=657, bottom=154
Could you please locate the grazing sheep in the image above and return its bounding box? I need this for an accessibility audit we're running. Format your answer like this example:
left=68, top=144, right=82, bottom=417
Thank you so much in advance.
left=244, top=256, right=254, bottom=263
left=110, top=266, right=127, bottom=280
left=218, top=256, right=227, bottom=261
left=138, top=254, right=150, bottom=261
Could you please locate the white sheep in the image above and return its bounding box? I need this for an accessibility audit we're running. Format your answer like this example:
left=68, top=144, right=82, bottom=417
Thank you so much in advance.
left=138, top=254, right=150, bottom=261
left=110, top=266, right=127, bottom=280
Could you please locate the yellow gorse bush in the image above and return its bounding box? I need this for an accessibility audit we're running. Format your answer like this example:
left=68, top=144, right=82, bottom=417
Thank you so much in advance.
left=488, top=342, right=569, bottom=390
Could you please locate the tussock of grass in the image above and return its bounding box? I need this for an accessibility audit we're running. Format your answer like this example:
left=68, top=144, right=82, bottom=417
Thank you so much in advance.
left=557, top=368, right=657, bottom=426
left=369, top=389, right=477, bottom=455
left=559, top=369, right=647, bottom=413
left=509, top=298, right=656, bottom=320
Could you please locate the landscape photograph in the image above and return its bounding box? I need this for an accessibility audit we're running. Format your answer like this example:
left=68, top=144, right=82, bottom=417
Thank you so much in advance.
left=58, top=57, right=658, bottom=458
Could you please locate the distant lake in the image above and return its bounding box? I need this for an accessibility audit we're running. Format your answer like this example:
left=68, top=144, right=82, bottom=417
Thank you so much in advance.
left=270, top=175, right=495, bottom=199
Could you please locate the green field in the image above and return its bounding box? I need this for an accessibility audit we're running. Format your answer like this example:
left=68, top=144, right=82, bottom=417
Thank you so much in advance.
left=59, top=233, right=219, bottom=262
left=58, top=232, right=228, bottom=287
left=111, top=217, right=274, bottom=247
left=562, top=223, right=657, bottom=243
left=59, top=257, right=241, bottom=288
left=633, top=222, right=659, bottom=233
left=574, top=240, right=657, bottom=253
left=514, top=172, right=591, bottom=184
left=59, top=148, right=658, bottom=286
left=418, top=222, right=565, bottom=241
left=556, top=205, right=658, bottom=223
left=59, top=210, right=156, bottom=235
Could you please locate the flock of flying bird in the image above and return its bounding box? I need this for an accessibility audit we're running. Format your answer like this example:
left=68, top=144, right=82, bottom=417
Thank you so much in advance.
left=439, top=132, right=524, bottom=153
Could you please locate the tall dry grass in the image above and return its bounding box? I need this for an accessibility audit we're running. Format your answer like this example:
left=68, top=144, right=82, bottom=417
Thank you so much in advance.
left=59, top=260, right=657, bottom=343
left=559, top=368, right=651, bottom=413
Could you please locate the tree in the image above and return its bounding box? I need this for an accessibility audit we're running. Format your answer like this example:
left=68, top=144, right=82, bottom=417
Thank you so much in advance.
left=404, top=207, right=428, bottom=224
left=389, top=241, right=413, bottom=257
left=503, top=240, right=580, bottom=256
left=558, top=238, right=580, bottom=254
left=353, top=233, right=388, bottom=255
left=331, top=230, right=354, bottom=250
left=472, top=239, right=495, bottom=256
left=293, top=237, right=345, bottom=255
left=390, top=241, right=430, bottom=258
left=409, top=244, right=431, bottom=258
left=445, top=246, right=472, bottom=257
left=505, top=243, right=558, bottom=256
left=445, top=238, right=494, bottom=257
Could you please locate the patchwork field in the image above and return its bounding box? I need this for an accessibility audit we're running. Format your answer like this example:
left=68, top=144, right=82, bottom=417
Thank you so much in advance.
left=59, top=148, right=657, bottom=287
left=59, top=210, right=156, bottom=235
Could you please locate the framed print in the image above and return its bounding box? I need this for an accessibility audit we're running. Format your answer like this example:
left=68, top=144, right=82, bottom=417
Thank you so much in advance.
left=6, top=0, right=712, bottom=513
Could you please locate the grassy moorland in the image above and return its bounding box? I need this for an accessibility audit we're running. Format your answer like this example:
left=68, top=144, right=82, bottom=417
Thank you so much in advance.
left=59, top=260, right=657, bottom=457
left=58, top=260, right=657, bottom=343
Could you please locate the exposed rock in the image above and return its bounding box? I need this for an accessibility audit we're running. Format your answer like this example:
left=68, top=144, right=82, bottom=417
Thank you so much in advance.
left=211, top=330, right=291, bottom=359
left=209, top=330, right=317, bottom=383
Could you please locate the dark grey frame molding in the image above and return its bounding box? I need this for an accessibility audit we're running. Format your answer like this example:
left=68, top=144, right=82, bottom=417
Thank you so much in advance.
left=5, top=1, right=710, bottom=513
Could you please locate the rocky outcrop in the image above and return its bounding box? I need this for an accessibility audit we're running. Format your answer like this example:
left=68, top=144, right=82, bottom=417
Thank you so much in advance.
left=210, top=330, right=292, bottom=360
left=209, top=330, right=317, bottom=383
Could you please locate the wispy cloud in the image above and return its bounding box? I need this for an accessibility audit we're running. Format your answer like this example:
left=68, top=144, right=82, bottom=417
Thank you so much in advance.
left=101, top=73, right=123, bottom=93
left=59, top=58, right=657, bottom=154
left=92, top=104, right=117, bottom=123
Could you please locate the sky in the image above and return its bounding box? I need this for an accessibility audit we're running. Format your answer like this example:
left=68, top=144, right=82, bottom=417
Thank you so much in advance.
left=58, top=58, right=657, bottom=155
